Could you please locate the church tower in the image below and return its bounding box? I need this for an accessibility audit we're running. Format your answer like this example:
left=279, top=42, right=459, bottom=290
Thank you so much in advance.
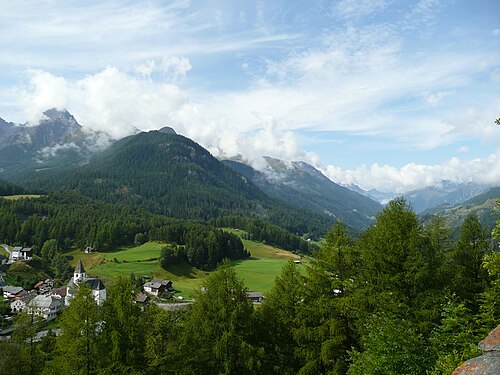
left=74, top=260, right=87, bottom=283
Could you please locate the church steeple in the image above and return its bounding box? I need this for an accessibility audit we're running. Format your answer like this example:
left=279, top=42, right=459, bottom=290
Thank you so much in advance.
left=74, top=260, right=86, bottom=283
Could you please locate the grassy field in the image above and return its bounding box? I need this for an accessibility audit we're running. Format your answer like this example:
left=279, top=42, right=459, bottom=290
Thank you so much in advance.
left=70, top=239, right=304, bottom=299
left=0, top=245, right=9, bottom=258
left=1, top=195, right=43, bottom=200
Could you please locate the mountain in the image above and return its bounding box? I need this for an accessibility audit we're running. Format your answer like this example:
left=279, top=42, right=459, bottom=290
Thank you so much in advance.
left=0, top=109, right=108, bottom=180
left=22, top=130, right=331, bottom=236
left=344, top=184, right=395, bottom=205
left=0, top=179, right=26, bottom=196
left=222, top=157, right=383, bottom=230
left=404, top=181, right=489, bottom=213
left=421, top=186, right=500, bottom=231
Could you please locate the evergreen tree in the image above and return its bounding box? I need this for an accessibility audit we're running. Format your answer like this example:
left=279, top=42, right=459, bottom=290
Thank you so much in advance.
left=452, top=214, right=490, bottom=311
left=260, top=260, right=305, bottom=374
left=49, top=284, right=100, bottom=375
left=183, top=260, right=263, bottom=374
left=294, top=221, right=356, bottom=374
left=99, top=274, right=144, bottom=374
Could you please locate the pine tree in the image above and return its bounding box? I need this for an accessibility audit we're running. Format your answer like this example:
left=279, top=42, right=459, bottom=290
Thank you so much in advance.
left=452, top=214, right=490, bottom=311
left=260, top=260, right=305, bottom=374
left=183, top=260, right=263, bottom=374
left=50, top=284, right=101, bottom=375
left=99, top=273, right=144, bottom=373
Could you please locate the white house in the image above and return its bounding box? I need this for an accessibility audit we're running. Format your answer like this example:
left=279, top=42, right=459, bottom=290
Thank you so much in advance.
left=66, top=260, right=106, bottom=306
left=11, top=247, right=33, bottom=261
left=10, top=291, right=37, bottom=313
left=143, top=278, right=173, bottom=296
left=2, top=285, right=24, bottom=299
left=27, top=295, right=64, bottom=320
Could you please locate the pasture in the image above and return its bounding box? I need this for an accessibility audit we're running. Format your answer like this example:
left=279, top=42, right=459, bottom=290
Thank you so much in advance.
left=1, top=195, right=42, bottom=200
left=70, top=238, right=304, bottom=299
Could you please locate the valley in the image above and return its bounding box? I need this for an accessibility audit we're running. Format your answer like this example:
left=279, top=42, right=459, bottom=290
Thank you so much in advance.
left=68, top=237, right=302, bottom=299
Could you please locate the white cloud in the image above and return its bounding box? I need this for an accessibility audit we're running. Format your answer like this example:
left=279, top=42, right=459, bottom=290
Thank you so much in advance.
left=135, top=57, right=192, bottom=81
left=17, top=65, right=312, bottom=169
left=332, top=0, right=388, bottom=19
left=21, top=67, right=187, bottom=139
left=322, top=151, right=500, bottom=193
left=422, top=91, right=451, bottom=106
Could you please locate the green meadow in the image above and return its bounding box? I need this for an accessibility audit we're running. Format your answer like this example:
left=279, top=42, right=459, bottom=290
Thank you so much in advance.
left=1, top=195, right=42, bottom=200
left=70, top=238, right=303, bottom=299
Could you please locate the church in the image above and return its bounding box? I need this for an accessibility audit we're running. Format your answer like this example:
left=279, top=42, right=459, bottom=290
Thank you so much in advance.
left=66, top=260, right=106, bottom=306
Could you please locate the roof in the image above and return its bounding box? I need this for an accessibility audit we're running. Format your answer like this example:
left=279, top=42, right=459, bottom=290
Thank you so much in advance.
left=21, top=247, right=32, bottom=253
left=144, top=281, right=163, bottom=289
left=50, top=287, right=67, bottom=298
left=75, top=260, right=86, bottom=274
left=247, top=292, right=265, bottom=298
left=34, top=281, right=45, bottom=289
left=2, top=286, right=24, bottom=295
left=86, top=278, right=105, bottom=291
left=12, top=246, right=22, bottom=252
left=135, top=292, right=149, bottom=303
left=151, top=278, right=172, bottom=285
left=29, top=295, right=62, bottom=309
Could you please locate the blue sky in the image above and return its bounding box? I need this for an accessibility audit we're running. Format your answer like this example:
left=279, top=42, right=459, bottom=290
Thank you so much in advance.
left=0, top=0, right=499, bottom=193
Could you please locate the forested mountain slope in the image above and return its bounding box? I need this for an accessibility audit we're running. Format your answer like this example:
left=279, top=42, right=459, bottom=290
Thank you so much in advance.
left=23, top=130, right=331, bottom=236
left=0, top=109, right=106, bottom=180
left=421, top=186, right=500, bottom=231
left=222, top=157, right=382, bottom=230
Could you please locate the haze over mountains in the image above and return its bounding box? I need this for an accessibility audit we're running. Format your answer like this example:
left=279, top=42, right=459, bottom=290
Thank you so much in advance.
left=0, top=108, right=498, bottom=233
left=0, top=109, right=110, bottom=180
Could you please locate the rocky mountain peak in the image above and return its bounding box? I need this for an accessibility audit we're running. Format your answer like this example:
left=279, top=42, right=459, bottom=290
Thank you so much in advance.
left=41, top=108, right=79, bottom=128
left=158, top=126, right=177, bottom=135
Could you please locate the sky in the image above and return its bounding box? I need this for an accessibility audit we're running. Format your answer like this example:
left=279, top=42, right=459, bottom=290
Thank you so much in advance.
left=0, top=0, right=499, bottom=193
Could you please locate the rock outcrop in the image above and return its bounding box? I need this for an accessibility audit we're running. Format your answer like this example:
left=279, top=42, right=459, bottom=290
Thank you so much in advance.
left=452, top=325, right=500, bottom=374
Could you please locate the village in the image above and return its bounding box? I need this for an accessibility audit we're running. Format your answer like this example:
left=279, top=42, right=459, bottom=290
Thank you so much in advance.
left=0, top=245, right=266, bottom=339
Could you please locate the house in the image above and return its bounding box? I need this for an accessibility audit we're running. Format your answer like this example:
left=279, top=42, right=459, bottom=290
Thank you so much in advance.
left=11, top=246, right=33, bottom=261
left=10, top=291, right=37, bottom=313
left=27, top=295, right=64, bottom=320
left=2, top=285, right=25, bottom=299
left=135, top=292, right=149, bottom=305
left=34, top=279, right=53, bottom=294
left=247, top=292, right=265, bottom=303
left=143, top=278, right=173, bottom=296
left=49, top=287, right=67, bottom=303
left=66, top=260, right=106, bottom=306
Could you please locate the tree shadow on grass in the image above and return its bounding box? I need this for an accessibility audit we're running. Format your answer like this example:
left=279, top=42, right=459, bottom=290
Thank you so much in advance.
left=165, top=262, right=207, bottom=278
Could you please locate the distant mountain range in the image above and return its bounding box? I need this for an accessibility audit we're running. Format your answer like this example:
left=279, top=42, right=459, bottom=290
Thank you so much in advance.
left=403, top=181, right=490, bottom=213
left=16, top=127, right=333, bottom=235
left=345, top=181, right=491, bottom=214
left=222, top=157, right=382, bottom=230
left=1, top=108, right=497, bottom=234
left=0, top=109, right=108, bottom=180
left=421, top=186, right=500, bottom=232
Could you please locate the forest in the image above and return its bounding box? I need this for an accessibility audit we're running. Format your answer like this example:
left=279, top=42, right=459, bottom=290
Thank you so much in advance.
left=0, top=192, right=311, bottom=288
left=0, top=198, right=498, bottom=374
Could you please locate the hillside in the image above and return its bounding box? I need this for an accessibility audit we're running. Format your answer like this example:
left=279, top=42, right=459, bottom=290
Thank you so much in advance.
left=0, top=109, right=107, bottom=180
left=222, top=157, right=382, bottom=230
left=421, top=186, right=500, bottom=231
left=70, top=238, right=301, bottom=298
left=404, top=181, right=489, bottom=213
left=23, top=130, right=331, bottom=235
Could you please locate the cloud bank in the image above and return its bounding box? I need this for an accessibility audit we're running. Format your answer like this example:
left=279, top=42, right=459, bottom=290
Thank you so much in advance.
left=323, top=151, right=500, bottom=193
